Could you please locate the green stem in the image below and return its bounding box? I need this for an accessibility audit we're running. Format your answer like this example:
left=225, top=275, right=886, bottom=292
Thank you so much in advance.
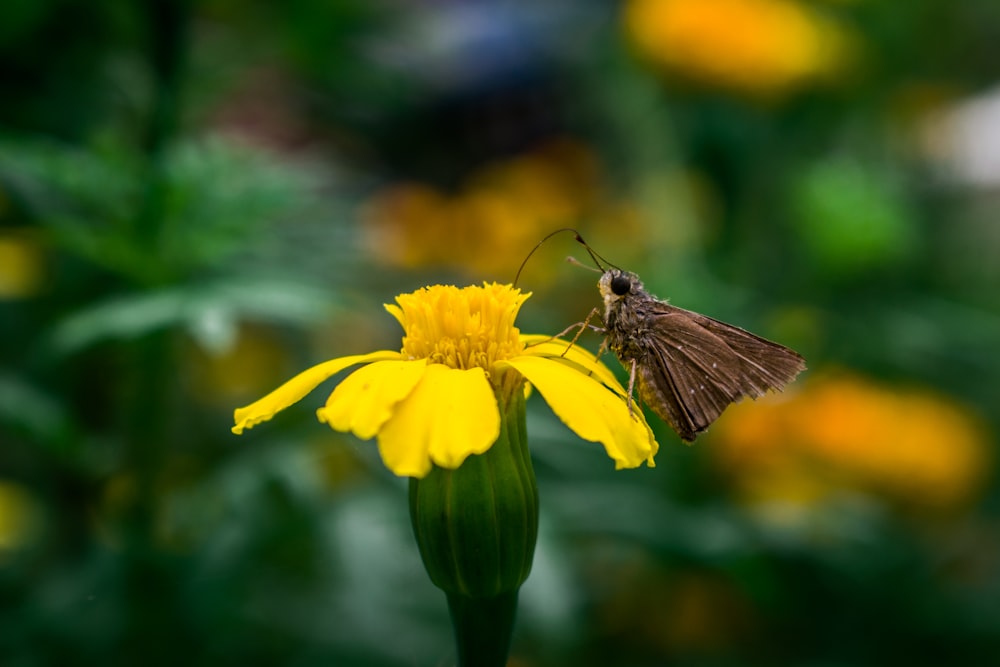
left=447, top=591, right=519, bottom=667
left=134, top=0, right=192, bottom=285
left=142, top=0, right=190, bottom=160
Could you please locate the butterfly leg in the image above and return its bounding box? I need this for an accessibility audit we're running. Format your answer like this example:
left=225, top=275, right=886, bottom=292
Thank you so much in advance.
left=524, top=307, right=604, bottom=354
left=626, top=358, right=638, bottom=417
left=561, top=307, right=604, bottom=357
left=527, top=308, right=605, bottom=359
left=563, top=309, right=611, bottom=384
left=594, top=336, right=608, bottom=360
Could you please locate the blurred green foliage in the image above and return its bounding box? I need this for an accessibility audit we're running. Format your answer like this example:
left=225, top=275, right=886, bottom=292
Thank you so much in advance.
left=2, top=1, right=999, bottom=666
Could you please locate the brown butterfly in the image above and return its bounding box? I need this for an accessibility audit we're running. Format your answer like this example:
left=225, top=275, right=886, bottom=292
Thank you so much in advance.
left=516, top=228, right=807, bottom=442
left=595, top=266, right=806, bottom=442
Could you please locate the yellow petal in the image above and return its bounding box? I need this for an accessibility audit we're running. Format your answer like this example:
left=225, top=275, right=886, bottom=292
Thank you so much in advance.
left=317, top=359, right=428, bottom=439
left=500, top=356, right=657, bottom=469
left=376, top=365, right=500, bottom=477
left=520, top=334, right=627, bottom=397
left=232, top=350, right=403, bottom=434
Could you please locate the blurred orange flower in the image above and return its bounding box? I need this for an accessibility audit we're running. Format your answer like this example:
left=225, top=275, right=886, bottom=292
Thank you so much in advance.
left=360, top=140, right=609, bottom=278
left=712, top=372, right=991, bottom=512
left=624, top=0, right=855, bottom=98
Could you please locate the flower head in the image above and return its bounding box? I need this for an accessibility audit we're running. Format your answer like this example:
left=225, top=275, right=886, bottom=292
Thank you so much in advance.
left=233, top=282, right=658, bottom=477
left=624, top=0, right=855, bottom=98
left=361, top=141, right=606, bottom=278
left=712, top=372, right=990, bottom=512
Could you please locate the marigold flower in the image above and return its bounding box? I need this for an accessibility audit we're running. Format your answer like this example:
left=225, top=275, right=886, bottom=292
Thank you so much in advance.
left=361, top=141, right=608, bottom=278
left=712, top=372, right=990, bottom=512
left=233, top=282, right=658, bottom=478
left=624, top=0, right=854, bottom=98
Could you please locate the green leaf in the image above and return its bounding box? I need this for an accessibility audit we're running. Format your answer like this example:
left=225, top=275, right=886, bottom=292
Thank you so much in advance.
left=0, top=374, right=74, bottom=451
left=45, top=279, right=338, bottom=357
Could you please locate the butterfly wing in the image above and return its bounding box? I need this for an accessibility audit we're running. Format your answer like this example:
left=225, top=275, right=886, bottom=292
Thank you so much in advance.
left=634, top=304, right=805, bottom=441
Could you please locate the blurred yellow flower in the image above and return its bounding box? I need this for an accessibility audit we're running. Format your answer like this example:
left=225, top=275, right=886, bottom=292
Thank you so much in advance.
left=712, top=373, right=991, bottom=511
left=233, top=283, right=658, bottom=477
left=0, top=480, right=42, bottom=553
left=624, top=0, right=854, bottom=98
left=186, top=325, right=290, bottom=405
left=361, top=141, right=605, bottom=277
left=0, top=231, right=45, bottom=299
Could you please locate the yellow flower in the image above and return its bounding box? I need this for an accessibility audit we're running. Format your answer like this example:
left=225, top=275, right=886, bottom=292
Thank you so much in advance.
left=361, top=141, right=606, bottom=278
left=0, top=231, right=46, bottom=300
left=0, top=480, right=42, bottom=552
left=233, top=283, right=658, bottom=478
left=712, top=372, right=991, bottom=512
left=624, top=0, right=855, bottom=98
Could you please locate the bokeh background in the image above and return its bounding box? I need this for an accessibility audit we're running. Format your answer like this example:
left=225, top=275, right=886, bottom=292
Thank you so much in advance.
left=2, top=1, right=999, bottom=665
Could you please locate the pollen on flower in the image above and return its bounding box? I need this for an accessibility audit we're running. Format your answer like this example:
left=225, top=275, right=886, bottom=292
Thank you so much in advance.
left=386, top=283, right=529, bottom=371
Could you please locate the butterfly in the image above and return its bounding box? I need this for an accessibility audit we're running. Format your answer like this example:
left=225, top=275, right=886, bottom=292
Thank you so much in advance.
left=595, top=266, right=805, bottom=441
left=516, top=228, right=806, bottom=441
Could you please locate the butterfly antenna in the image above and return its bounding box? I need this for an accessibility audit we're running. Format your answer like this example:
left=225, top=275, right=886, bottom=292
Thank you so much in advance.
left=572, top=232, right=619, bottom=271
left=514, top=227, right=586, bottom=287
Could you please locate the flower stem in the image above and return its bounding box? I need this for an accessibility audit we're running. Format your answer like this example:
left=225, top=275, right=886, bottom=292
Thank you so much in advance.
left=447, top=591, right=519, bottom=667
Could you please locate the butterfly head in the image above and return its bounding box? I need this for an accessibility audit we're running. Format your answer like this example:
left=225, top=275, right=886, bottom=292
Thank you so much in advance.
left=598, top=269, right=644, bottom=308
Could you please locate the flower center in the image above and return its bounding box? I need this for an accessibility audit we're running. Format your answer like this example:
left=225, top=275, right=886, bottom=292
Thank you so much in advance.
left=386, top=283, right=529, bottom=371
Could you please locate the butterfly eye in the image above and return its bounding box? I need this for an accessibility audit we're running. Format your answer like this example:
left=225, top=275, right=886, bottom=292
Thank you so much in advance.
left=610, top=274, right=631, bottom=295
